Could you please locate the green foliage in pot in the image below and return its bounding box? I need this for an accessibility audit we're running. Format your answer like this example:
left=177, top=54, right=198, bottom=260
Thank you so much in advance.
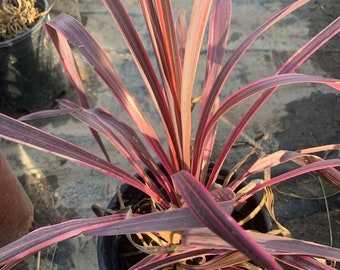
left=0, top=0, right=340, bottom=269
left=0, top=0, right=48, bottom=40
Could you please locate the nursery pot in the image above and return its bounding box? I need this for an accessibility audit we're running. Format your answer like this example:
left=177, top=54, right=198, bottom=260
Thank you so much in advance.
left=0, top=152, right=34, bottom=247
left=97, top=164, right=271, bottom=269
left=0, top=0, right=67, bottom=112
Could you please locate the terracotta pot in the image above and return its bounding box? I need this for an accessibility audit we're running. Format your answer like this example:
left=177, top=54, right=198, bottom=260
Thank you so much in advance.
left=97, top=164, right=271, bottom=269
left=0, top=152, right=34, bottom=247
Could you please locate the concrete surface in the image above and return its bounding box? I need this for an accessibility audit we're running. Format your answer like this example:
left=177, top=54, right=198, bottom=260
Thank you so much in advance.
left=0, top=0, right=339, bottom=269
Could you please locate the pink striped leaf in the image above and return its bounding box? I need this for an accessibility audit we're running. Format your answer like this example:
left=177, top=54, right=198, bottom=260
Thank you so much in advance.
left=44, top=13, right=173, bottom=174
left=101, top=0, right=181, bottom=171
left=277, top=255, right=336, bottom=269
left=0, top=198, right=234, bottom=267
left=201, top=0, right=231, bottom=107
left=207, top=17, right=340, bottom=187
left=57, top=99, right=177, bottom=206
left=183, top=228, right=340, bottom=262
left=196, top=0, right=232, bottom=182
left=180, top=0, right=214, bottom=168
left=172, top=170, right=282, bottom=269
left=193, top=0, right=310, bottom=174
left=0, top=113, right=166, bottom=202
left=236, top=147, right=340, bottom=189
left=239, top=159, right=340, bottom=204
left=203, top=73, right=340, bottom=188
left=129, top=248, right=225, bottom=270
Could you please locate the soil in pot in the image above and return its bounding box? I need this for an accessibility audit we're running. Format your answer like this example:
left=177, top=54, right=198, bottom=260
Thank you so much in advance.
left=97, top=164, right=271, bottom=270
left=0, top=0, right=68, bottom=112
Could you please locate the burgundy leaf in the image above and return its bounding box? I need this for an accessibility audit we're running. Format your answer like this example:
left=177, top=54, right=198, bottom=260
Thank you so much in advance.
left=0, top=214, right=126, bottom=266
left=205, top=17, right=340, bottom=187
left=43, top=16, right=111, bottom=162
left=130, top=248, right=225, bottom=270
left=101, top=0, right=182, bottom=171
left=277, top=255, right=335, bottom=270
left=174, top=8, right=187, bottom=66
left=196, top=0, right=232, bottom=182
left=85, top=200, right=235, bottom=237
left=241, top=159, right=340, bottom=204
left=172, top=170, right=282, bottom=269
left=45, top=13, right=174, bottom=174
left=18, top=108, right=78, bottom=121
left=139, top=0, right=184, bottom=169
left=0, top=199, right=234, bottom=267
left=193, top=0, right=310, bottom=175
left=183, top=228, right=340, bottom=262
left=201, top=0, right=231, bottom=107
left=290, top=154, right=340, bottom=188
left=56, top=99, right=171, bottom=207
left=0, top=113, right=166, bottom=202
left=140, top=0, right=182, bottom=105
left=231, top=148, right=340, bottom=190
left=203, top=73, right=340, bottom=188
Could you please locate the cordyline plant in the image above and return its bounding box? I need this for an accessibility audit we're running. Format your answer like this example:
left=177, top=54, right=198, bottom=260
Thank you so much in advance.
left=0, top=0, right=340, bottom=269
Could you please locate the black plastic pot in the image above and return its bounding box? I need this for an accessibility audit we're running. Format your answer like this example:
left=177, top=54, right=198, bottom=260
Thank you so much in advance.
left=97, top=183, right=150, bottom=269
left=0, top=0, right=67, bottom=112
left=97, top=165, right=271, bottom=269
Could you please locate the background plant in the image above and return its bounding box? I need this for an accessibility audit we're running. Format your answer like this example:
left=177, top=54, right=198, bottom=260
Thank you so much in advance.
left=0, top=0, right=340, bottom=269
left=0, top=0, right=48, bottom=40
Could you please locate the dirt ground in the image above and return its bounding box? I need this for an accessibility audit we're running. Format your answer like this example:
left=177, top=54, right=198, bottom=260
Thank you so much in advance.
left=272, top=0, right=340, bottom=254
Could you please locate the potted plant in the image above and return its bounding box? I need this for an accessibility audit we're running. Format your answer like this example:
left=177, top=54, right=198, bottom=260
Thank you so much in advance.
left=0, top=151, right=34, bottom=248
left=0, top=0, right=340, bottom=269
left=0, top=0, right=67, bottom=112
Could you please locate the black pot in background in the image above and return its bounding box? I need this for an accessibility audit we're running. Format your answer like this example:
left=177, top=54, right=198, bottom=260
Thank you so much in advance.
left=97, top=165, right=271, bottom=270
left=0, top=0, right=67, bottom=112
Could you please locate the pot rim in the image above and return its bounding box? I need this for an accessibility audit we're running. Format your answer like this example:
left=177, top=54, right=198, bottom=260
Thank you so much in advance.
left=97, top=163, right=272, bottom=269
